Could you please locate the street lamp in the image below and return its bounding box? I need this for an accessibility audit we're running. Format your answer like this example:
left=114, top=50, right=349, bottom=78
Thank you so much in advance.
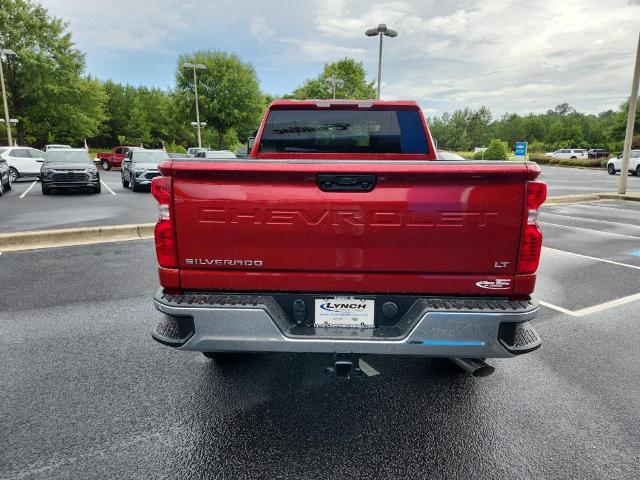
left=326, top=77, right=344, bottom=99
left=0, top=48, right=17, bottom=145
left=182, top=62, right=207, bottom=148
left=365, top=24, right=398, bottom=99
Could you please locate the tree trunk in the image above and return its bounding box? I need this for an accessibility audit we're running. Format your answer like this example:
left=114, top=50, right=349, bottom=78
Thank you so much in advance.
left=218, top=128, right=224, bottom=150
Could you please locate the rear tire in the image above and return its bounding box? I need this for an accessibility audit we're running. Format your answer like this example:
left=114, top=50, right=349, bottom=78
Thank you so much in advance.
left=9, top=167, right=18, bottom=183
left=101, top=160, right=111, bottom=171
left=607, top=164, right=616, bottom=175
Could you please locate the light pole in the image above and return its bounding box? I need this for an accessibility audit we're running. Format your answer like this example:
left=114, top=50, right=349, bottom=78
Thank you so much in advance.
left=365, top=24, right=398, bottom=99
left=326, top=77, right=344, bottom=99
left=618, top=32, right=640, bottom=195
left=182, top=62, right=207, bottom=148
left=0, top=48, right=17, bottom=145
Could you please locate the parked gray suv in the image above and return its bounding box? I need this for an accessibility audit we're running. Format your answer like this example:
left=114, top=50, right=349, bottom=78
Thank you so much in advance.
left=121, top=149, right=168, bottom=192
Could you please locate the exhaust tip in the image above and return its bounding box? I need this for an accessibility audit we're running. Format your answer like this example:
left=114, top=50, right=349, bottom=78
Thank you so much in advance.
left=472, top=365, right=495, bottom=377
left=449, top=357, right=495, bottom=377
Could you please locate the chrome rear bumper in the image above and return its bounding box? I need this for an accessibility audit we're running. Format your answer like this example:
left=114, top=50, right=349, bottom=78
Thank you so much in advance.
left=152, top=290, right=540, bottom=358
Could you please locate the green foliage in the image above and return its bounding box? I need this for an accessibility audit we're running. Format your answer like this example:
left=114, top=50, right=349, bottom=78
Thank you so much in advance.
left=292, top=58, right=376, bottom=100
left=175, top=50, right=263, bottom=149
left=474, top=139, right=509, bottom=160
left=429, top=107, right=492, bottom=151
left=532, top=156, right=603, bottom=168
left=166, top=143, right=187, bottom=154
left=431, top=102, right=637, bottom=155
left=0, top=0, right=106, bottom=145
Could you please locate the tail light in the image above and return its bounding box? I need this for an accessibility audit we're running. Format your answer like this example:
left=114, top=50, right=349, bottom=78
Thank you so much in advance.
left=517, top=181, right=547, bottom=274
left=151, top=176, right=177, bottom=268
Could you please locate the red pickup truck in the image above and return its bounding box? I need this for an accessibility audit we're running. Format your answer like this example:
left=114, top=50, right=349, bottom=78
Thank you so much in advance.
left=150, top=100, right=546, bottom=377
left=96, top=146, right=142, bottom=171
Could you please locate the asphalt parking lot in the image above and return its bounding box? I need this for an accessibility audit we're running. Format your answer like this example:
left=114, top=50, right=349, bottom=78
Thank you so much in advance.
left=0, top=170, right=156, bottom=233
left=1, top=164, right=638, bottom=233
left=1, top=196, right=639, bottom=478
left=538, top=164, right=629, bottom=197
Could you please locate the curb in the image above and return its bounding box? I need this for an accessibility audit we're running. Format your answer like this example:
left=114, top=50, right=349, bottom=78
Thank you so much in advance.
left=0, top=223, right=155, bottom=252
left=595, top=192, right=640, bottom=202
left=545, top=194, right=600, bottom=205
left=546, top=192, right=640, bottom=205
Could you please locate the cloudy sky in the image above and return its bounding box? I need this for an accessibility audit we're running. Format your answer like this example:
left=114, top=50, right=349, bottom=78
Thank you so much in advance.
left=40, top=0, right=640, bottom=116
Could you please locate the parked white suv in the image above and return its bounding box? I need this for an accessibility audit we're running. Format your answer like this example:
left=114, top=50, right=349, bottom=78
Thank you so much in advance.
left=0, top=146, right=46, bottom=182
left=544, top=148, right=588, bottom=160
left=607, top=150, right=640, bottom=175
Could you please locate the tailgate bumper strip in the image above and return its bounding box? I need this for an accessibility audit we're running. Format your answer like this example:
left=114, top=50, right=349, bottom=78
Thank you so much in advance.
left=153, top=290, right=539, bottom=358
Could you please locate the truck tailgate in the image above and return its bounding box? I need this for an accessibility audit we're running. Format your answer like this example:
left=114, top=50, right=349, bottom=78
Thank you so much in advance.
left=170, top=160, right=539, bottom=295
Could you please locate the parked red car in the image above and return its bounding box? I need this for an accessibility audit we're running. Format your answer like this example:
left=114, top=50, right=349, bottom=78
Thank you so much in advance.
left=96, top=146, right=142, bottom=171
left=150, top=100, right=546, bottom=377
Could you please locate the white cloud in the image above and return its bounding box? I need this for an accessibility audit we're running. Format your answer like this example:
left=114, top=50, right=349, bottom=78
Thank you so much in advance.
left=249, top=16, right=275, bottom=43
left=38, top=0, right=640, bottom=114
left=39, top=0, right=199, bottom=52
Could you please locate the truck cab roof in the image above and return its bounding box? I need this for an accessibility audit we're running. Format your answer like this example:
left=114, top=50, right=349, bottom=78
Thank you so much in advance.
left=268, top=99, right=421, bottom=110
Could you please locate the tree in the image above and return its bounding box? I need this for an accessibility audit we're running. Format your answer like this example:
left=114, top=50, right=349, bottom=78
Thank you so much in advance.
left=291, top=58, right=376, bottom=100
left=0, top=0, right=106, bottom=145
left=175, top=51, right=263, bottom=149
left=475, top=138, right=509, bottom=160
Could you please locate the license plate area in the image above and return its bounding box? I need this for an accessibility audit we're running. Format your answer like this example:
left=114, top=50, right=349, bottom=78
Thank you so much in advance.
left=314, top=297, right=375, bottom=328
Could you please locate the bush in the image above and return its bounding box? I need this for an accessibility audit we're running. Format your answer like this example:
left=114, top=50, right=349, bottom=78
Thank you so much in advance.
left=474, top=139, right=509, bottom=160
left=532, top=156, right=603, bottom=168
left=166, top=143, right=187, bottom=154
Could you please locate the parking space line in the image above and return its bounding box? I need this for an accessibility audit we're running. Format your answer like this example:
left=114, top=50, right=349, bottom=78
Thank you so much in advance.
left=100, top=180, right=117, bottom=195
left=539, top=301, right=578, bottom=316
left=540, top=212, right=640, bottom=229
left=542, top=247, right=640, bottom=271
left=540, top=222, right=640, bottom=239
left=571, top=203, right=640, bottom=214
left=541, top=292, right=640, bottom=317
left=19, top=181, right=38, bottom=198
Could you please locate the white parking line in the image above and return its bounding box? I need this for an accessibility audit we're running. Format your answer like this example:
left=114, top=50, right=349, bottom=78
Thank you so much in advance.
left=100, top=180, right=117, bottom=195
left=540, top=212, right=640, bottom=229
left=542, top=247, right=640, bottom=271
left=540, top=222, right=640, bottom=239
left=541, top=292, right=640, bottom=317
left=569, top=203, right=640, bottom=214
left=19, top=181, right=38, bottom=198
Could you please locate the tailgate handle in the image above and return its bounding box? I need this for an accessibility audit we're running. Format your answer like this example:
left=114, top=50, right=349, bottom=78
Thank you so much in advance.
left=317, top=174, right=377, bottom=192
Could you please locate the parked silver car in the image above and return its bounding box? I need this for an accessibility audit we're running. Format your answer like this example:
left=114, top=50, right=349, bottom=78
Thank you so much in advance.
left=121, top=149, right=168, bottom=192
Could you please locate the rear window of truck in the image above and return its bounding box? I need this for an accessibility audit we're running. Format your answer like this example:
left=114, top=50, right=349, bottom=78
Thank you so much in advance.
left=260, top=109, right=429, bottom=154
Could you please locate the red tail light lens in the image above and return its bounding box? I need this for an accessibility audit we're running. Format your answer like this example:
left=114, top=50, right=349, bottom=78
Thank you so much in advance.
left=518, top=181, right=547, bottom=274
left=151, top=176, right=177, bottom=268
left=151, top=176, right=171, bottom=204
left=526, top=181, right=547, bottom=210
